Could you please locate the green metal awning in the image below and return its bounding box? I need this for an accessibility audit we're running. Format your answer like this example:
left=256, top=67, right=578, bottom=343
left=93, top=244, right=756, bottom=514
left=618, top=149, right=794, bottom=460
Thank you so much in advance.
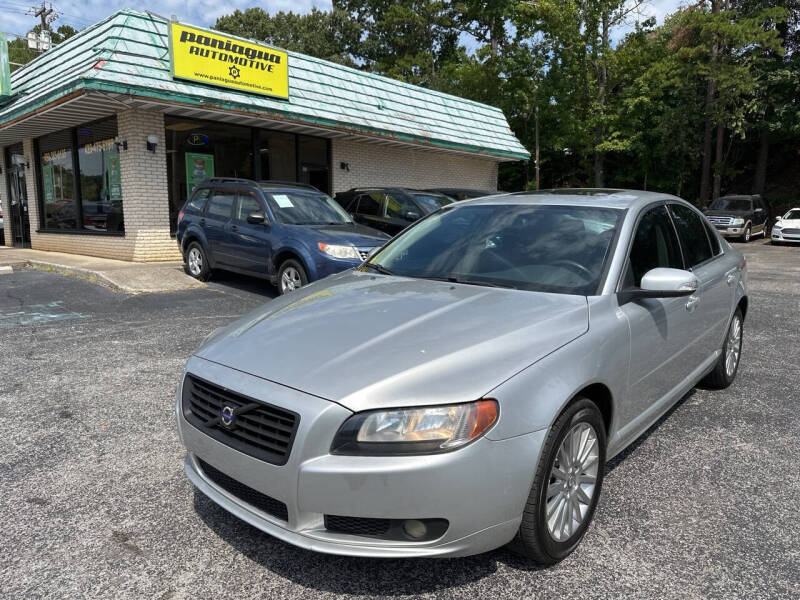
left=0, top=10, right=529, bottom=161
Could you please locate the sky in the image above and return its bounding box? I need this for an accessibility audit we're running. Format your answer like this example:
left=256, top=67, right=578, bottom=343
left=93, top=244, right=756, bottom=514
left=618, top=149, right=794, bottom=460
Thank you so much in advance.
left=1, top=0, right=686, bottom=43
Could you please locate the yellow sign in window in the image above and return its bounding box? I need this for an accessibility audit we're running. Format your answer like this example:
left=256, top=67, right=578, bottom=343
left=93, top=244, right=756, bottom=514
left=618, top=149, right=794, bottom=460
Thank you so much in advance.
left=169, top=22, right=289, bottom=99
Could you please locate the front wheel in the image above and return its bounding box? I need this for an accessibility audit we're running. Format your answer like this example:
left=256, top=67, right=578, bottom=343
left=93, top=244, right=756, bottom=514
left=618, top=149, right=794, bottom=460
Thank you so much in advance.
left=278, top=259, right=308, bottom=294
left=741, top=225, right=751, bottom=243
left=701, top=308, right=743, bottom=389
left=509, top=398, right=606, bottom=564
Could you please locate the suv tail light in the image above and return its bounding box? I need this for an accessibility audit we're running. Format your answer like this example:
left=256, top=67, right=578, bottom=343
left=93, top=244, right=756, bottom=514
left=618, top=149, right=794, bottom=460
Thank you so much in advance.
left=177, top=209, right=185, bottom=224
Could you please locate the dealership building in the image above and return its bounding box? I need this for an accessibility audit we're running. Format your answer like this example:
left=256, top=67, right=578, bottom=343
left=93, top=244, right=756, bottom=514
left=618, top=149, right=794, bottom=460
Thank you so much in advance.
left=0, top=9, right=528, bottom=261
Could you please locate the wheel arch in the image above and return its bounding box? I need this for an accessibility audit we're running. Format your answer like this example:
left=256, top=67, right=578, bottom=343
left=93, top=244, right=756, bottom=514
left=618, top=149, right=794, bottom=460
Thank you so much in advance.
left=737, top=295, right=748, bottom=320
left=272, top=248, right=311, bottom=279
left=567, top=383, right=613, bottom=435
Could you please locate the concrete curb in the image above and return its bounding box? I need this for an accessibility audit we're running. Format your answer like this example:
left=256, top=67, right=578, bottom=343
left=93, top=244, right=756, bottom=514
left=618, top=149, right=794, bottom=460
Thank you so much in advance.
left=3, top=258, right=204, bottom=294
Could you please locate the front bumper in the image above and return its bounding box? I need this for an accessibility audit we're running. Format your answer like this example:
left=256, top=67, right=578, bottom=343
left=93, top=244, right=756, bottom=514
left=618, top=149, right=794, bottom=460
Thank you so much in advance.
left=177, top=356, right=545, bottom=557
left=771, top=230, right=800, bottom=243
left=716, top=226, right=745, bottom=237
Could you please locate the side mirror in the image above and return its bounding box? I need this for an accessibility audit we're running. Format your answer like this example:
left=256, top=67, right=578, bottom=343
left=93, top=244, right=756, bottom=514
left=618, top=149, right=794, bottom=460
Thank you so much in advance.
left=246, top=212, right=266, bottom=225
left=620, top=268, right=698, bottom=303
left=404, top=211, right=421, bottom=222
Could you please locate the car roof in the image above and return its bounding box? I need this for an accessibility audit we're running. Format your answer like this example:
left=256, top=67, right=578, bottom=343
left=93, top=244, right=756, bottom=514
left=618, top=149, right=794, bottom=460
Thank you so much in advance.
left=459, top=188, right=686, bottom=210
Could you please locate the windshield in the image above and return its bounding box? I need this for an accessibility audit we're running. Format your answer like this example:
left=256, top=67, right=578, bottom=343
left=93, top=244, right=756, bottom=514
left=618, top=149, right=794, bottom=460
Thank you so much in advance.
left=783, top=210, right=800, bottom=220
left=711, top=197, right=752, bottom=212
left=365, top=204, right=622, bottom=295
left=411, top=193, right=454, bottom=214
left=263, top=191, right=353, bottom=225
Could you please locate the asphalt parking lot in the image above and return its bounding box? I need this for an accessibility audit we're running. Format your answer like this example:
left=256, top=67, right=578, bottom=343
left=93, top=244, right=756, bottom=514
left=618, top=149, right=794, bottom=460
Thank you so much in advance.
left=1, top=240, right=798, bottom=600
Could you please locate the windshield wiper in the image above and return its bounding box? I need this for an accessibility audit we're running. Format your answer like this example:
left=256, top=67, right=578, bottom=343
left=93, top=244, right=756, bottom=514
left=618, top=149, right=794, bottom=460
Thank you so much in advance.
left=419, top=276, right=517, bottom=289
left=362, top=263, right=395, bottom=276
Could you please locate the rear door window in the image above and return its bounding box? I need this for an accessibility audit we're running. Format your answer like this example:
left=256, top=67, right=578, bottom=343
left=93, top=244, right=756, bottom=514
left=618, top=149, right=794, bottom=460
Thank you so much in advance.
left=206, top=191, right=235, bottom=220
left=669, top=204, right=713, bottom=268
left=356, top=193, right=383, bottom=217
left=385, top=193, right=417, bottom=220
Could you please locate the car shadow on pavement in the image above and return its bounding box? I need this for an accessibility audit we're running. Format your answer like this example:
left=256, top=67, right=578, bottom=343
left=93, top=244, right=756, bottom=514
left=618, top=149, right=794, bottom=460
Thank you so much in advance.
left=606, top=388, right=696, bottom=474
left=192, top=490, right=550, bottom=594
left=207, top=271, right=279, bottom=299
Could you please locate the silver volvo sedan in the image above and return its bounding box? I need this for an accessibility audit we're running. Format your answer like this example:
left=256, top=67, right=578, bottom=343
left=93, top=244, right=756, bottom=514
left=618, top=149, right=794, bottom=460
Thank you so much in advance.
left=176, top=189, right=747, bottom=563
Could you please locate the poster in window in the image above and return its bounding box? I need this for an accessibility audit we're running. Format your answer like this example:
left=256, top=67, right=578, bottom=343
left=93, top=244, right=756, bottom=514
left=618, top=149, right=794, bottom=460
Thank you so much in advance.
left=41, top=163, right=55, bottom=204
left=105, top=154, right=122, bottom=202
left=185, top=152, right=214, bottom=198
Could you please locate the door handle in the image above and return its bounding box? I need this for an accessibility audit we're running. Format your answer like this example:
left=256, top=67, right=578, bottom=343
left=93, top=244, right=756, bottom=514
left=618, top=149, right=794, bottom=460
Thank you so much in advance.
left=725, top=269, right=737, bottom=285
left=685, top=294, right=700, bottom=312
left=200, top=218, right=206, bottom=226
left=231, top=225, right=239, bottom=232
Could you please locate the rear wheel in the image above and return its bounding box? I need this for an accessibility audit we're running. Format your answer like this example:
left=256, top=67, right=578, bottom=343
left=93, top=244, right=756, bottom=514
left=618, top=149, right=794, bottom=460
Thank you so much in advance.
left=701, top=308, right=743, bottom=389
left=184, top=242, right=211, bottom=281
left=509, top=398, right=606, bottom=564
left=278, top=259, right=308, bottom=294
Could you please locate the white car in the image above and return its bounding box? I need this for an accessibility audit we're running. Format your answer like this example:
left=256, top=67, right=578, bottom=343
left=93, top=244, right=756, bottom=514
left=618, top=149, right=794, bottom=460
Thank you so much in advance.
left=771, top=208, right=800, bottom=244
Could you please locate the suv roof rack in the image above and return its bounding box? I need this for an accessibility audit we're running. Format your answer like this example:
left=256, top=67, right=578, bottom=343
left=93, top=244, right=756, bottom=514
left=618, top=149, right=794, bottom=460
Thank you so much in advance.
left=258, top=180, right=319, bottom=191
left=206, top=177, right=257, bottom=185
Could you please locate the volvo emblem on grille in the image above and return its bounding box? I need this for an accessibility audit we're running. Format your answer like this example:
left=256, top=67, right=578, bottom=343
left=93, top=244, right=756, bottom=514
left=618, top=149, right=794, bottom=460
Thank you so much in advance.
left=220, top=406, right=235, bottom=427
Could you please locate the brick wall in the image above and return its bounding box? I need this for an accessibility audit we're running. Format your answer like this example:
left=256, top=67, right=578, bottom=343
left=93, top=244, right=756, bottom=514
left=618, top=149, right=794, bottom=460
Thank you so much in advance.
left=23, top=109, right=180, bottom=262
left=0, top=147, right=10, bottom=246
left=331, top=138, right=500, bottom=194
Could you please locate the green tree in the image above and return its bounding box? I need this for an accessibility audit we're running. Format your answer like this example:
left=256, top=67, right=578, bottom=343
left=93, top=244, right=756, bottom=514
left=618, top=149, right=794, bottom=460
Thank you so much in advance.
left=214, top=7, right=361, bottom=67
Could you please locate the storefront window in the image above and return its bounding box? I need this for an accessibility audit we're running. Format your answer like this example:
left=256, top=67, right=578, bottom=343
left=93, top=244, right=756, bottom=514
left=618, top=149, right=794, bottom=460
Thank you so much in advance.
left=37, top=117, right=123, bottom=233
left=166, top=117, right=253, bottom=232
left=164, top=116, right=331, bottom=233
left=39, top=129, right=77, bottom=230
left=298, top=136, right=329, bottom=194
left=259, top=130, right=296, bottom=182
left=77, top=118, right=124, bottom=232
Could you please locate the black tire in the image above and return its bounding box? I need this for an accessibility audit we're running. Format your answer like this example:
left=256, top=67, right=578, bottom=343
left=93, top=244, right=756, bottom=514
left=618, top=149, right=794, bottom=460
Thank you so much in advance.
left=277, top=258, right=308, bottom=295
left=508, top=398, right=606, bottom=564
left=701, top=308, right=743, bottom=390
left=740, top=224, right=751, bottom=243
left=184, top=241, right=212, bottom=281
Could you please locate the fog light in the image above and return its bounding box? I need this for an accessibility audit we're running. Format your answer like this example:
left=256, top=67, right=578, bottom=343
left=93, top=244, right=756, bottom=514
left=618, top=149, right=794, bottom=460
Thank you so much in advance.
left=402, top=519, right=427, bottom=540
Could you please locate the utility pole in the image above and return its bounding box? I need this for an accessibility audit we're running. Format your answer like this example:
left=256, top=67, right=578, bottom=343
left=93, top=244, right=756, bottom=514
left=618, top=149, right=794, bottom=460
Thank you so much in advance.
left=31, top=1, right=55, bottom=32
left=534, top=105, right=540, bottom=191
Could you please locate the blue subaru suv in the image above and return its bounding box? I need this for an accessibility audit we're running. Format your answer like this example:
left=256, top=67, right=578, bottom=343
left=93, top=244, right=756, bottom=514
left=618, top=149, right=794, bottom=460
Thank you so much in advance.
left=176, top=178, right=390, bottom=294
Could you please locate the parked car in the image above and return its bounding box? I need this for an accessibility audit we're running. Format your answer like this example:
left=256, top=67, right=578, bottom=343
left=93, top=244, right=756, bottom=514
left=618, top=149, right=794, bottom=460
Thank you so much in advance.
left=176, top=178, right=390, bottom=294
left=771, top=208, right=800, bottom=245
left=424, top=187, right=501, bottom=201
left=334, top=187, right=454, bottom=235
left=703, top=194, right=769, bottom=242
left=176, top=189, right=747, bottom=562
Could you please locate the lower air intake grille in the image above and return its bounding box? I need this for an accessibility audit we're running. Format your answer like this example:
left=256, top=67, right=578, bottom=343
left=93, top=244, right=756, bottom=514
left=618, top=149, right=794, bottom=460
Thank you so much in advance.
left=324, top=515, right=391, bottom=536
left=198, top=459, right=289, bottom=521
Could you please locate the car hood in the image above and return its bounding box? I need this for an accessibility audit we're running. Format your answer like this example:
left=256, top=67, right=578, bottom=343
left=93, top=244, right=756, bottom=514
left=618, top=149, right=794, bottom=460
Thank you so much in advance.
left=195, top=271, right=589, bottom=412
left=704, top=209, right=751, bottom=217
left=302, top=223, right=389, bottom=247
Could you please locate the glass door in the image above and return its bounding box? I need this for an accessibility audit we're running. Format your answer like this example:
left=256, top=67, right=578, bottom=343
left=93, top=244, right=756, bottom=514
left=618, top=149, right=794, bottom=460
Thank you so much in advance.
left=6, top=146, right=31, bottom=247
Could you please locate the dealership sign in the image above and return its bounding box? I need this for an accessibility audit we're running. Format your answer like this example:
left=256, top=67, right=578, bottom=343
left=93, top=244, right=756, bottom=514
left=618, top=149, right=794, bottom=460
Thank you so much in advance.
left=169, top=22, right=289, bottom=99
left=0, top=33, right=11, bottom=97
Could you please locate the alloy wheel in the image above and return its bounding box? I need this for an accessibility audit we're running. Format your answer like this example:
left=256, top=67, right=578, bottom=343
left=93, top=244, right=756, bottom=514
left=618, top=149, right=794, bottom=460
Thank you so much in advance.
left=725, top=314, right=742, bottom=378
left=188, top=247, right=202, bottom=276
left=744, top=226, right=751, bottom=242
left=545, top=422, right=600, bottom=542
left=281, top=267, right=303, bottom=293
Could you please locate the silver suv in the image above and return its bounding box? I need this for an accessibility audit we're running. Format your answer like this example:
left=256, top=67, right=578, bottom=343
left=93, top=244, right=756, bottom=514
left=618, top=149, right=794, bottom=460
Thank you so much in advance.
left=176, top=189, right=747, bottom=563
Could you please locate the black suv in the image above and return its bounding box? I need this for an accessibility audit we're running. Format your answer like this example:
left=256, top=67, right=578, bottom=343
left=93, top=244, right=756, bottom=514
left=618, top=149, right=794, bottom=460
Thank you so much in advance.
left=703, top=194, right=769, bottom=242
left=334, top=188, right=454, bottom=236
left=425, top=188, right=500, bottom=201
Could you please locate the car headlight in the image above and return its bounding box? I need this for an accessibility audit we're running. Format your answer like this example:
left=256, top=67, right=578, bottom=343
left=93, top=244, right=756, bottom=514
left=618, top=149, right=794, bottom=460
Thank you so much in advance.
left=318, top=242, right=361, bottom=260
left=731, top=218, right=745, bottom=226
left=773, top=222, right=782, bottom=230
left=331, top=400, right=498, bottom=455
